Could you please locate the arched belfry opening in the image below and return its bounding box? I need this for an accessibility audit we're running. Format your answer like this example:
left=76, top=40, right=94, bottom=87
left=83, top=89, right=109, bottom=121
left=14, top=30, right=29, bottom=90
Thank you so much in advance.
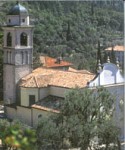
left=7, top=32, right=12, bottom=47
left=20, top=32, right=27, bottom=46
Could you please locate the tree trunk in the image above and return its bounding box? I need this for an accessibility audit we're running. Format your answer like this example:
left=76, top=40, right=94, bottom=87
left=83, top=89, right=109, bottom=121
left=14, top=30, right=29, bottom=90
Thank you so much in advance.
left=117, top=138, right=121, bottom=150
left=81, top=137, right=90, bottom=150
left=105, top=143, right=109, bottom=150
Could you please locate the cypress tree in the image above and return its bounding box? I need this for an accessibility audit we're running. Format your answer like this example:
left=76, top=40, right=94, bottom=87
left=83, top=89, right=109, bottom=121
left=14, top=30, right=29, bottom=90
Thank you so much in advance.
left=66, top=21, right=71, bottom=41
left=96, top=40, right=102, bottom=72
left=97, top=40, right=102, bottom=63
left=110, top=46, right=116, bottom=64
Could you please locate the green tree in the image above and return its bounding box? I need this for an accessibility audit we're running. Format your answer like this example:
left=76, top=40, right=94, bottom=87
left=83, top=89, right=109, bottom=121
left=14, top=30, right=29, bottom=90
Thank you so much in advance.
left=110, top=46, right=116, bottom=64
left=97, top=40, right=102, bottom=63
left=0, top=29, right=3, bottom=101
left=96, top=40, right=102, bottom=73
left=0, top=119, right=36, bottom=150
left=102, top=51, right=108, bottom=64
left=36, top=87, right=120, bottom=150
left=66, top=21, right=71, bottom=41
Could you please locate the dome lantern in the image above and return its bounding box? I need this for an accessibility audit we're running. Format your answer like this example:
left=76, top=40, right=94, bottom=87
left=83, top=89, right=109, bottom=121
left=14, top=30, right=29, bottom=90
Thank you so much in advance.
left=6, top=2, right=29, bottom=26
left=8, top=2, right=28, bottom=16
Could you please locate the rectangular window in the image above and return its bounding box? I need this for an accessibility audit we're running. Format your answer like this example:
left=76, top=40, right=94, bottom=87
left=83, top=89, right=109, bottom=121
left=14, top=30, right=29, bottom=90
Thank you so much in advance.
left=29, top=95, right=35, bottom=106
left=8, top=19, right=11, bottom=23
left=22, top=19, right=25, bottom=22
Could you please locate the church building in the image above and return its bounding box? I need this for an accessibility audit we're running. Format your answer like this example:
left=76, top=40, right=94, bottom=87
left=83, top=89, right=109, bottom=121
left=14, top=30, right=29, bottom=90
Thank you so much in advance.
left=2, top=2, right=124, bottom=141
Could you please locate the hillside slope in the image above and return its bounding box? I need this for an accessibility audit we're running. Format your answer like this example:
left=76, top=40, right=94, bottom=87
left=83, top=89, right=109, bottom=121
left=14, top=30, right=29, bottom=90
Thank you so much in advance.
left=0, top=1, right=123, bottom=100
left=0, top=1, right=124, bottom=70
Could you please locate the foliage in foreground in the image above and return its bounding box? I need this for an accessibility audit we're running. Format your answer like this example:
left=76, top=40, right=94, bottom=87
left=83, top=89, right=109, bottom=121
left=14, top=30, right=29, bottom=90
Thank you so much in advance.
left=36, top=87, right=121, bottom=150
left=0, top=88, right=122, bottom=150
left=0, top=120, right=36, bottom=150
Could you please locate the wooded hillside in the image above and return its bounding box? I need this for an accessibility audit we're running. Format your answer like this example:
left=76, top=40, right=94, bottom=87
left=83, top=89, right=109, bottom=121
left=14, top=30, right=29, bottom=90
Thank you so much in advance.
left=0, top=1, right=124, bottom=100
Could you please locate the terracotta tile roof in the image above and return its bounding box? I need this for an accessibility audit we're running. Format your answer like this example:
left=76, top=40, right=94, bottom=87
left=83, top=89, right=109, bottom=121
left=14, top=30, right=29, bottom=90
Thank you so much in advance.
left=40, top=56, right=72, bottom=68
left=31, top=104, right=60, bottom=113
left=105, top=45, right=125, bottom=52
left=21, top=68, right=53, bottom=88
left=20, top=67, right=95, bottom=88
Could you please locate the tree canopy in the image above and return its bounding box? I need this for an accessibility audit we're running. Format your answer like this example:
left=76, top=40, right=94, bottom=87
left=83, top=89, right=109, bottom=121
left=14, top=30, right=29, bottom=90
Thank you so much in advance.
left=36, top=87, right=120, bottom=150
left=0, top=120, right=36, bottom=150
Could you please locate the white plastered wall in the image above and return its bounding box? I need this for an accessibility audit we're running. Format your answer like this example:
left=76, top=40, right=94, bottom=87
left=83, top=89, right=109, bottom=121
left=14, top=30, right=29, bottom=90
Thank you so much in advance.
left=20, top=87, right=38, bottom=106
left=50, top=86, right=70, bottom=98
left=6, top=106, right=32, bottom=126
left=39, top=87, right=49, bottom=99
left=7, top=15, right=29, bottom=26
left=32, top=108, right=52, bottom=127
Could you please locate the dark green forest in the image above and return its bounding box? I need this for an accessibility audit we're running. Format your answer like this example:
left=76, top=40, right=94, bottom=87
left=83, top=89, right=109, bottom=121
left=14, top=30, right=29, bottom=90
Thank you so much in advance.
left=0, top=1, right=124, bottom=100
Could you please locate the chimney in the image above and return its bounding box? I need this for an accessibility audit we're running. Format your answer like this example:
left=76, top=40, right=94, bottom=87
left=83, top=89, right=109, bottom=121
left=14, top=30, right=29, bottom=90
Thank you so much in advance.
left=55, top=57, right=62, bottom=64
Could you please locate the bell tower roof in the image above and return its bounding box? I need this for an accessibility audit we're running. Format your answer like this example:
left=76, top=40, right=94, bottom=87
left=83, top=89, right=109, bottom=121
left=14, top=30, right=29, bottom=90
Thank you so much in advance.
left=6, top=2, right=30, bottom=26
left=8, top=2, right=28, bottom=16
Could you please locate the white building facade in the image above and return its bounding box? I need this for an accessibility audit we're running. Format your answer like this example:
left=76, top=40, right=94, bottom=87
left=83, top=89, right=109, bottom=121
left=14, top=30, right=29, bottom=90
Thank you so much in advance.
left=88, top=61, right=124, bottom=141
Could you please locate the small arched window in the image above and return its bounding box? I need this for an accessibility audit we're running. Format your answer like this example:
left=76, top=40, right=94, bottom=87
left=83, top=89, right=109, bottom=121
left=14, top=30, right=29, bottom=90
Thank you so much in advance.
left=7, top=32, right=12, bottom=47
left=38, top=114, right=42, bottom=119
left=22, top=19, right=25, bottom=23
left=20, top=32, right=27, bottom=46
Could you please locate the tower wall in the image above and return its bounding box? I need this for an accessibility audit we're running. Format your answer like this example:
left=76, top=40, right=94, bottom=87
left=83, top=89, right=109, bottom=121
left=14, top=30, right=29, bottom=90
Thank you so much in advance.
left=3, top=65, right=15, bottom=104
left=3, top=27, right=33, bottom=48
left=3, top=3, right=33, bottom=104
left=15, top=65, right=32, bottom=83
left=7, top=15, right=29, bottom=26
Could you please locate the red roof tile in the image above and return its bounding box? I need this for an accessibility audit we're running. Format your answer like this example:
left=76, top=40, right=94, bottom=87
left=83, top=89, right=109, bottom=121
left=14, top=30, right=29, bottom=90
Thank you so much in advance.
left=40, top=56, right=72, bottom=68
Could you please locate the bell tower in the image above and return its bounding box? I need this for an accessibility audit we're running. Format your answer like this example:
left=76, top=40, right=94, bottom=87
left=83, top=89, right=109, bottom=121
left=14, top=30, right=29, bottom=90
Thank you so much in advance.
left=3, top=2, right=33, bottom=104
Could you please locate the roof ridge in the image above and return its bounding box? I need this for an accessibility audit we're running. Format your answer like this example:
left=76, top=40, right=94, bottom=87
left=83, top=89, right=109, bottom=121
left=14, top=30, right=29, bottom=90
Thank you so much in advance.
left=67, top=70, right=94, bottom=75
left=34, top=76, right=39, bottom=88
left=28, top=76, right=34, bottom=87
